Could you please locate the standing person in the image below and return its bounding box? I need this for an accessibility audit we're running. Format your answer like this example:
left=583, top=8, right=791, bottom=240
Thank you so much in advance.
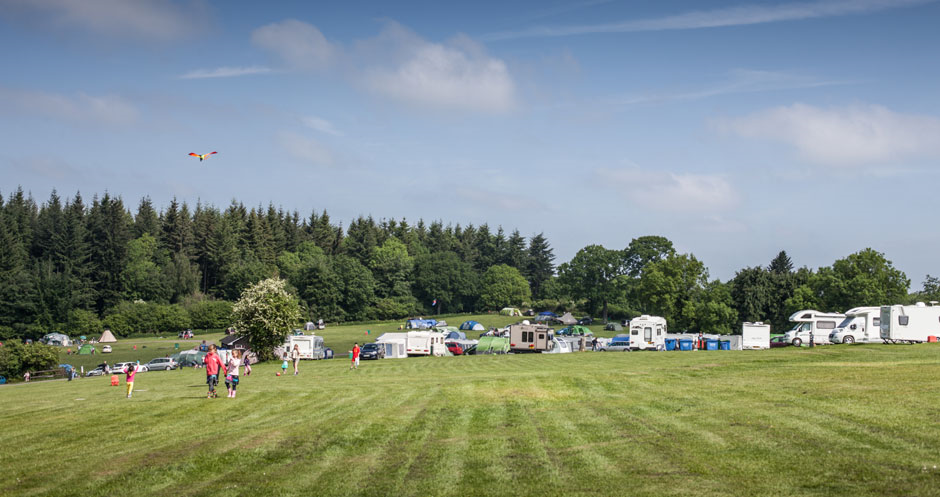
left=24, top=371, right=30, bottom=383
left=225, top=350, right=241, bottom=398
left=592, top=336, right=598, bottom=351
left=242, top=351, right=252, bottom=376
left=351, top=343, right=360, bottom=370
left=281, top=353, right=289, bottom=376
left=291, top=344, right=301, bottom=375
left=123, top=363, right=138, bottom=398
left=202, top=344, right=227, bottom=399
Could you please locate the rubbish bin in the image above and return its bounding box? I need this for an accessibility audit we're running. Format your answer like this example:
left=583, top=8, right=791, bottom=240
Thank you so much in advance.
left=665, top=338, right=677, bottom=351
left=705, top=339, right=719, bottom=351
left=719, top=340, right=731, bottom=350
left=678, top=339, right=693, bottom=351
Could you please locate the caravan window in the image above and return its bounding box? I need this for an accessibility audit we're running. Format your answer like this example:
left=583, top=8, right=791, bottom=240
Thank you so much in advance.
left=817, top=321, right=836, bottom=330
left=899, top=315, right=909, bottom=326
left=873, top=318, right=880, bottom=327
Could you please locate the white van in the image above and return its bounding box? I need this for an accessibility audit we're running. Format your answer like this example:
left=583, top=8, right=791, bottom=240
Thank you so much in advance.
left=741, top=322, right=771, bottom=350
left=829, top=307, right=881, bottom=344
left=783, top=310, right=845, bottom=346
left=629, top=315, right=666, bottom=351
left=880, top=302, right=940, bottom=343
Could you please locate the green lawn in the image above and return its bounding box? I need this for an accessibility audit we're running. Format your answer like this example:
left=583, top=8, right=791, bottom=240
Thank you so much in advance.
left=4, top=328, right=939, bottom=496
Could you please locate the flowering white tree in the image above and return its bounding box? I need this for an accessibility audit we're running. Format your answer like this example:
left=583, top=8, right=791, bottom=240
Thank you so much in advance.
left=232, top=277, right=301, bottom=361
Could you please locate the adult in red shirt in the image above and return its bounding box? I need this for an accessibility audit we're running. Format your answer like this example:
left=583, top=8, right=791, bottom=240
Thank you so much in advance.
left=203, top=344, right=227, bottom=399
left=351, top=343, right=360, bottom=370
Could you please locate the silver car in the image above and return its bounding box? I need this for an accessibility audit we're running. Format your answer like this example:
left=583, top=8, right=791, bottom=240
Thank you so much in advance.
left=144, top=358, right=177, bottom=371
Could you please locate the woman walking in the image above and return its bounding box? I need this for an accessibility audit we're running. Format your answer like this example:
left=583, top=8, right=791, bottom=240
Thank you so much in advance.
left=123, top=363, right=138, bottom=399
left=291, top=344, right=301, bottom=375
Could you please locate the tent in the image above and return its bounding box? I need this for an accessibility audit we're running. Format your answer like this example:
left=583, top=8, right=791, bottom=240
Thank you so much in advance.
left=172, top=350, right=207, bottom=367
left=535, top=311, right=557, bottom=322
left=406, top=319, right=437, bottom=330
left=78, top=344, right=96, bottom=355
left=499, top=307, right=522, bottom=316
left=474, top=336, right=510, bottom=354
left=434, top=325, right=460, bottom=334
left=557, top=325, right=593, bottom=336
left=42, top=332, right=72, bottom=346
left=605, top=323, right=623, bottom=331
left=459, top=320, right=485, bottom=331
left=98, top=329, right=117, bottom=343
left=538, top=311, right=557, bottom=317
left=444, top=331, right=467, bottom=340
left=559, top=312, right=578, bottom=325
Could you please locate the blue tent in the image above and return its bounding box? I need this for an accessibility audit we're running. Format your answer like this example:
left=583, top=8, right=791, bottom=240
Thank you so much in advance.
left=459, top=320, right=485, bottom=331
left=406, top=319, right=437, bottom=329
left=445, top=331, right=467, bottom=340
left=538, top=311, right=558, bottom=317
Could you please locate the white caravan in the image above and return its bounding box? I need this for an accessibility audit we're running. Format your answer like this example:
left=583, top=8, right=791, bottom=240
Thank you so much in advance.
left=880, top=302, right=940, bottom=343
left=829, top=307, right=881, bottom=344
left=628, top=315, right=667, bottom=351
left=741, top=322, right=771, bottom=350
left=508, top=324, right=554, bottom=353
left=541, top=337, right=572, bottom=354
left=783, top=310, right=845, bottom=346
left=376, top=333, right=408, bottom=359
left=406, top=330, right=447, bottom=356
left=284, top=334, right=329, bottom=359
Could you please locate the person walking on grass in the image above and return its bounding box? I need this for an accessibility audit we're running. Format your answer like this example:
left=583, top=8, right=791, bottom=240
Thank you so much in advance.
left=281, top=353, right=289, bottom=376
left=350, top=342, right=360, bottom=370
left=123, top=362, right=138, bottom=398
left=225, top=350, right=241, bottom=398
left=291, top=344, right=301, bottom=375
left=242, top=350, right=252, bottom=376
left=203, top=344, right=227, bottom=399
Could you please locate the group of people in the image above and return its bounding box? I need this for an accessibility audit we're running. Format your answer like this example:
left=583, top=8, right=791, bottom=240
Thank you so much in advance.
left=118, top=344, right=252, bottom=399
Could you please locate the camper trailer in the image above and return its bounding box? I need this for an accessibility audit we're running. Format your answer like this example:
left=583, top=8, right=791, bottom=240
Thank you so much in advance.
left=284, top=334, right=329, bottom=360
left=782, top=310, right=845, bottom=346
left=508, top=324, right=554, bottom=352
left=880, top=303, right=940, bottom=343
left=376, top=333, right=408, bottom=359
left=628, top=315, right=666, bottom=351
left=405, top=330, right=447, bottom=356
left=829, top=307, right=882, bottom=344
left=741, top=322, right=771, bottom=350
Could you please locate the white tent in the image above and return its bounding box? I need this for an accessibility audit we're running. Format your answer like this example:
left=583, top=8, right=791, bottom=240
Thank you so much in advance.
left=559, top=312, right=578, bottom=325
left=98, top=329, right=117, bottom=343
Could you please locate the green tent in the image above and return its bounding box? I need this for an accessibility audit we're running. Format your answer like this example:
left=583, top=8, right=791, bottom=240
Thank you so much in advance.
left=558, top=325, right=593, bottom=336
left=475, top=336, right=510, bottom=354
left=78, top=344, right=95, bottom=355
left=499, top=307, right=522, bottom=316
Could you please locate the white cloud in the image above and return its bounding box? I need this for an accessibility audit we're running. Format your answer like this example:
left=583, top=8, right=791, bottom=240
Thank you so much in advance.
left=0, top=0, right=202, bottom=41
left=0, top=87, right=138, bottom=125
left=485, top=0, right=933, bottom=40
left=277, top=131, right=334, bottom=166
left=251, top=19, right=335, bottom=70
left=302, top=116, right=342, bottom=136
left=716, top=103, right=940, bottom=166
left=595, top=168, right=738, bottom=212
left=179, top=66, right=271, bottom=79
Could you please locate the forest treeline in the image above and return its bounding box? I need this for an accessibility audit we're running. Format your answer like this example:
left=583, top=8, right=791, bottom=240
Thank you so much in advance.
left=0, top=187, right=935, bottom=339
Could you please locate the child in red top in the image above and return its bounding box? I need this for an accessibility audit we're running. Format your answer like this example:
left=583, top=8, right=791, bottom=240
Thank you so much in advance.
left=350, top=343, right=360, bottom=370
left=203, top=344, right=227, bottom=399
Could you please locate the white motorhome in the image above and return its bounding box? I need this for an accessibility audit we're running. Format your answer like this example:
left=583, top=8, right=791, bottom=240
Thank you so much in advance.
left=880, top=302, right=940, bottom=343
left=829, top=307, right=881, bottom=344
left=376, top=333, right=408, bottom=359
left=508, top=324, right=554, bottom=353
left=741, top=322, right=771, bottom=350
left=783, top=310, right=845, bottom=346
left=405, top=330, right=447, bottom=356
left=284, top=334, right=329, bottom=359
left=629, top=315, right=666, bottom=351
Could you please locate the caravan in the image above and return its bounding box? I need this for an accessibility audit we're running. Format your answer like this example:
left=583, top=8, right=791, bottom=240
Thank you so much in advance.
left=284, top=334, right=330, bottom=360
left=741, top=322, right=771, bottom=350
left=508, top=324, right=554, bottom=353
left=406, top=330, right=447, bottom=356
left=830, top=307, right=882, bottom=344
left=628, top=315, right=666, bottom=351
left=880, top=303, right=940, bottom=343
left=376, top=333, right=408, bottom=359
left=782, top=310, right=845, bottom=346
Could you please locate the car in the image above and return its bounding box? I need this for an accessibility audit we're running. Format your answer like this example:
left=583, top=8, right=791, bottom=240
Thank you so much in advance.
left=770, top=336, right=790, bottom=348
left=445, top=341, right=465, bottom=355
left=360, top=343, right=384, bottom=360
left=577, top=317, right=594, bottom=325
left=178, top=330, right=194, bottom=339
left=85, top=366, right=106, bottom=377
left=601, top=339, right=631, bottom=352
left=145, top=357, right=178, bottom=371
left=102, top=345, right=112, bottom=353
left=112, top=362, right=143, bottom=373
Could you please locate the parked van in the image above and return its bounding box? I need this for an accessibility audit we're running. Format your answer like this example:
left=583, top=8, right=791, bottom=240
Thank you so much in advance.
left=405, top=331, right=447, bottom=356
left=741, top=322, right=771, bottom=350
left=629, top=315, right=666, bottom=351
left=829, top=307, right=881, bottom=344
left=880, top=302, right=940, bottom=343
left=508, top=324, right=554, bottom=353
left=782, top=310, right=845, bottom=346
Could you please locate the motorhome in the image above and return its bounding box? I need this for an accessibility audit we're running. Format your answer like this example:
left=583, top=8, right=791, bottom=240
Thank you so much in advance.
left=782, top=310, right=845, bottom=346
left=284, top=334, right=330, bottom=360
left=405, top=330, right=447, bottom=356
left=376, top=333, right=408, bottom=359
left=628, top=315, right=667, bottom=351
left=880, top=302, right=940, bottom=343
left=508, top=324, right=554, bottom=353
left=829, top=307, right=881, bottom=344
left=741, top=322, right=771, bottom=350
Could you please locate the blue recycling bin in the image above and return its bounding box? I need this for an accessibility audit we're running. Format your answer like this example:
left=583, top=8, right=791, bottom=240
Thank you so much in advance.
left=678, top=339, right=694, bottom=351
left=705, top=339, right=719, bottom=351
left=665, top=338, right=677, bottom=351
left=719, top=340, right=731, bottom=350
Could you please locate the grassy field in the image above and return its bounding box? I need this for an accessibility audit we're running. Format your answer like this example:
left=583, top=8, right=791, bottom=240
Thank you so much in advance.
left=3, top=325, right=940, bottom=496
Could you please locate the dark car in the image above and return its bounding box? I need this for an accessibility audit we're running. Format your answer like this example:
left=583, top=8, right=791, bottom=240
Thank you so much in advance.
left=577, top=317, right=594, bottom=325
left=770, top=336, right=790, bottom=348
left=360, top=343, right=384, bottom=360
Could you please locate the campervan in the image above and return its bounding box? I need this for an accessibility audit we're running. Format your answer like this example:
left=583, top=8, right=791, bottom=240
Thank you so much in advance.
left=508, top=324, right=554, bottom=353
left=782, top=310, right=845, bottom=346
left=628, top=315, right=666, bottom=351
left=741, top=322, right=771, bottom=350
left=829, top=307, right=881, bottom=344
left=284, top=334, right=329, bottom=360
left=406, top=330, right=447, bottom=356
left=376, top=333, right=408, bottom=359
left=880, top=302, right=940, bottom=343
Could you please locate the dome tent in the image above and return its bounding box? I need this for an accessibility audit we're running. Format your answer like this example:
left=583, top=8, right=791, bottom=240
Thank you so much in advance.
left=459, top=320, right=485, bottom=331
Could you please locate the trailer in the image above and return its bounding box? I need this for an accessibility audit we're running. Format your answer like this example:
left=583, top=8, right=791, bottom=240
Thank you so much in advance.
left=829, top=307, right=882, bottom=344
left=880, top=303, right=940, bottom=343
left=376, top=333, right=408, bottom=359
left=405, top=330, right=447, bottom=356
left=508, top=324, right=554, bottom=352
left=741, top=322, right=771, bottom=350
left=284, top=334, right=330, bottom=360
left=782, top=309, right=845, bottom=346
left=628, top=315, right=666, bottom=351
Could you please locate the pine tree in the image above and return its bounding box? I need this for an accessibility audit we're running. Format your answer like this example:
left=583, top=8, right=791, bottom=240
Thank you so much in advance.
left=768, top=250, right=794, bottom=274
left=526, top=233, right=555, bottom=299
left=134, top=196, right=160, bottom=238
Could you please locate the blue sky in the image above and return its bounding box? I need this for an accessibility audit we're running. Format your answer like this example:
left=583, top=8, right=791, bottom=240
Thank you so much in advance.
left=1, top=0, right=939, bottom=283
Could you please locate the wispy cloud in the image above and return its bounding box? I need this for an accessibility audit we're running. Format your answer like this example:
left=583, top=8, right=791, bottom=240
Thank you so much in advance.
left=715, top=103, right=940, bottom=167
left=485, top=0, right=934, bottom=40
left=178, top=66, right=271, bottom=80
left=252, top=19, right=336, bottom=70
left=277, top=131, right=335, bottom=167
left=0, top=87, right=138, bottom=125
left=302, top=116, right=342, bottom=136
left=595, top=167, right=738, bottom=213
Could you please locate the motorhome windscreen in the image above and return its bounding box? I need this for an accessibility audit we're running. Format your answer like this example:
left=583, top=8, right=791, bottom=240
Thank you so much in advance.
left=790, top=323, right=811, bottom=332
left=837, top=317, right=854, bottom=328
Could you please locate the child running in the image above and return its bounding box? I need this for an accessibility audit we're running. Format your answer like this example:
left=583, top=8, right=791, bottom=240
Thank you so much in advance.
left=203, top=344, right=227, bottom=399
left=123, top=363, right=138, bottom=398
left=225, top=350, right=241, bottom=398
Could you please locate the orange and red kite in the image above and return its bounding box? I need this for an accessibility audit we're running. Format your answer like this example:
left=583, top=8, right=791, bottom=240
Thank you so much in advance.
left=188, top=151, right=217, bottom=162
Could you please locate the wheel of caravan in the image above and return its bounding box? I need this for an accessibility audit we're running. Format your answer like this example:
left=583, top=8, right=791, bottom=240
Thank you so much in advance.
left=792, top=338, right=802, bottom=347
left=317, top=351, right=325, bottom=360
left=843, top=335, right=855, bottom=344
left=165, top=366, right=171, bottom=371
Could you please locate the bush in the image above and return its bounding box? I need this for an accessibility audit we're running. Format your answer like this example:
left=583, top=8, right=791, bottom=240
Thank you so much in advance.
left=187, top=300, right=233, bottom=330
left=0, top=341, right=59, bottom=380
left=104, top=301, right=192, bottom=336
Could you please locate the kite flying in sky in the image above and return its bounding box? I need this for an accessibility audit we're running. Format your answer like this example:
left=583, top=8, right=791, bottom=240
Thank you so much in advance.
left=188, top=151, right=217, bottom=162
